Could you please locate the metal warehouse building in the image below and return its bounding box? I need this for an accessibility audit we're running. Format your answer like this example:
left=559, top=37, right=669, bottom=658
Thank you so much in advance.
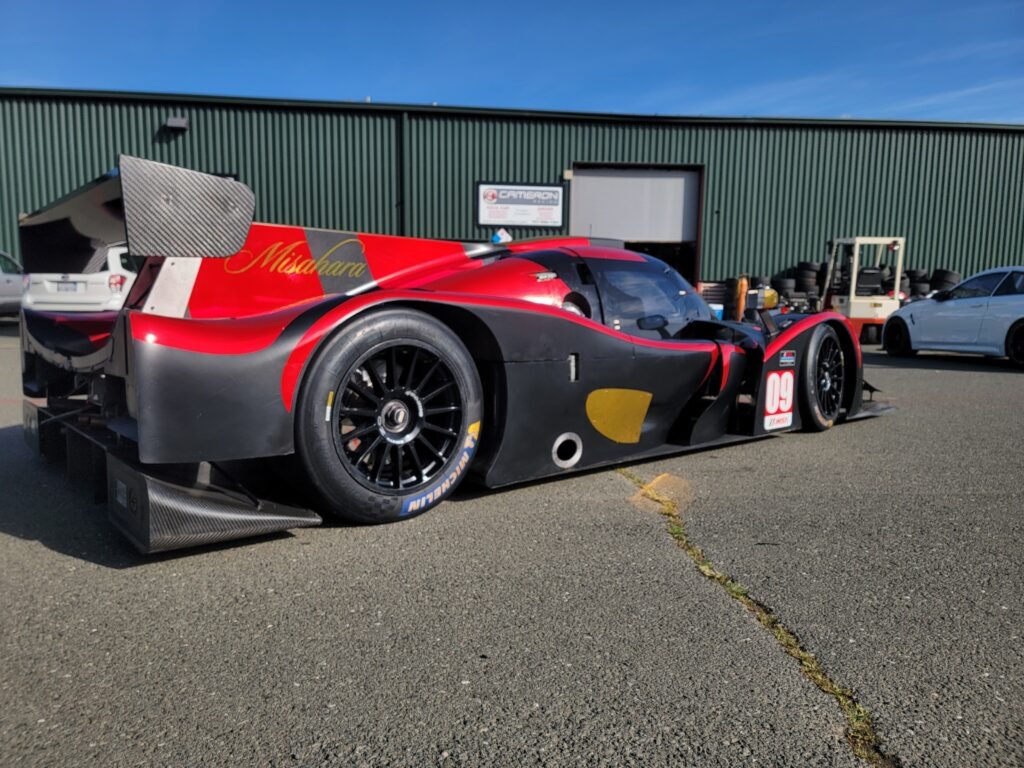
left=1, top=87, right=1021, bottom=282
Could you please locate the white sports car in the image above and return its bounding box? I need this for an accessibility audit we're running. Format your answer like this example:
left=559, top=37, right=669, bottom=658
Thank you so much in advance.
left=882, top=267, right=1024, bottom=367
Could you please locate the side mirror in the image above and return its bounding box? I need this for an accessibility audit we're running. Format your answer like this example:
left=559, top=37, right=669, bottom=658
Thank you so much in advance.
left=932, top=289, right=950, bottom=302
left=637, top=314, right=668, bottom=331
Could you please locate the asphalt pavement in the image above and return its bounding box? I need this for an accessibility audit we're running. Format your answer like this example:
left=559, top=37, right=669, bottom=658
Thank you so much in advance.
left=0, top=317, right=1020, bottom=767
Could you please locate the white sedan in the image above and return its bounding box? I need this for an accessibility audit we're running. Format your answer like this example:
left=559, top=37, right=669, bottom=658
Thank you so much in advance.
left=882, top=267, right=1024, bottom=367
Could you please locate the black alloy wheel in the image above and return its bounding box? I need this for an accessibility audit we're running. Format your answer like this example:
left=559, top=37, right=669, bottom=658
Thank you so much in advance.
left=800, top=324, right=847, bottom=432
left=883, top=318, right=915, bottom=357
left=815, top=333, right=844, bottom=422
left=1008, top=324, right=1024, bottom=369
left=296, top=309, right=483, bottom=523
left=332, top=344, right=463, bottom=492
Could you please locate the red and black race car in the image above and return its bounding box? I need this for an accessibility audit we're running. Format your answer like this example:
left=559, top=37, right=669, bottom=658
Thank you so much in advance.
left=19, top=157, right=889, bottom=553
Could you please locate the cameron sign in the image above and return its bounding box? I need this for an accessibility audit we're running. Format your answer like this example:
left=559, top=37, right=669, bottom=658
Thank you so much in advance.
left=477, top=183, right=564, bottom=228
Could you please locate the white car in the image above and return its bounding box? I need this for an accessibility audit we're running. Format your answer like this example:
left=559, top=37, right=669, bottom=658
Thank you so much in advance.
left=0, top=251, right=22, bottom=315
left=882, top=267, right=1024, bottom=367
left=22, top=243, right=141, bottom=312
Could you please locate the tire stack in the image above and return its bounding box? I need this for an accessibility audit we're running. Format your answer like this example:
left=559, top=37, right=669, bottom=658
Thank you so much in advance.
left=882, top=271, right=910, bottom=297
left=794, top=261, right=821, bottom=298
left=769, top=273, right=796, bottom=305
left=905, top=269, right=931, bottom=298
left=770, top=262, right=821, bottom=309
left=929, top=269, right=961, bottom=294
left=750, top=275, right=771, bottom=290
left=739, top=261, right=963, bottom=307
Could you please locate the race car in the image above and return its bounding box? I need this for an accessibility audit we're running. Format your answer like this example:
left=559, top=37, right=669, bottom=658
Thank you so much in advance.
left=19, top=157, right=888, bottom=553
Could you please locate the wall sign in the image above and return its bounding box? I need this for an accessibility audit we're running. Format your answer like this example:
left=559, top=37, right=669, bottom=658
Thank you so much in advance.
left=476, top=183, right=563, bottom=228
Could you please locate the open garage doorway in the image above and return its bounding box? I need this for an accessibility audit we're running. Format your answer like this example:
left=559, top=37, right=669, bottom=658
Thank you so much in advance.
left=568, top=166, right=702, bottom=282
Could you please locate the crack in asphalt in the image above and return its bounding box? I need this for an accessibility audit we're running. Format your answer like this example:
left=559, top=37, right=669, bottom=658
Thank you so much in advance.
left=617, top=468, right=902, bottom=768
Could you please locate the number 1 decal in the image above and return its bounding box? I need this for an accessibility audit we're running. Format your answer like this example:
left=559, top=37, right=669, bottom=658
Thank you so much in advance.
left=764, top=370, right=795, bottom=430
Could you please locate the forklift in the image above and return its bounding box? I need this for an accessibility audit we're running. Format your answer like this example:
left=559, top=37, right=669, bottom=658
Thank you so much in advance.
left=816, top=236, right=906, bottom=344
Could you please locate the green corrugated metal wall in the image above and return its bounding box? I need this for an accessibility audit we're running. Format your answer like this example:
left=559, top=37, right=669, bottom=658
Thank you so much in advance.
left=2, top=90, right=1022, bottom=281
left=405, top=115, right=1024, bottom=279
left=0, top=94, right=397, bottom=261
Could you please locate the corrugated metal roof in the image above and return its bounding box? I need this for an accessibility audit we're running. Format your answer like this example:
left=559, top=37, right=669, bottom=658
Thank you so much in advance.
left=2, top=87, right=1022, bottom=133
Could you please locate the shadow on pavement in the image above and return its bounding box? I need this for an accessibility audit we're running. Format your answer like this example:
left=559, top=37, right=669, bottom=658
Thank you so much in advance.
left=862, top=348, right=1021, bottom=374
left=0, top=317, right=19, bottom=337
left=0, top=424, right=297, bottom=568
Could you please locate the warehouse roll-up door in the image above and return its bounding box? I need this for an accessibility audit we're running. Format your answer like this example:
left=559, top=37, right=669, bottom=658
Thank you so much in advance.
left=569, top=167, right=701, bottom=281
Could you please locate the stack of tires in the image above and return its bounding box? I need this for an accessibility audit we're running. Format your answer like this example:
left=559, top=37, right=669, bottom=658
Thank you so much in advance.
left=929, top=269, right=961, bottom=294
left=770, top=262, right=821, bottom=308
left=905, top=269, right=931, bottom=297
left=794, top=261, right=822, bottom=296
left=880, top=265, right=910, bottom=297
left=750, top=275, right=771, bottom=290
left=745, top=261, right=963, bottom=307
left=770, top=273, right=795, bottom=295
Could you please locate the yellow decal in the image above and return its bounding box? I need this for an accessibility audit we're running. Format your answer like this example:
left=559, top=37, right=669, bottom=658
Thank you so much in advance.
left=224, top=239, right=368, bottom=278
left=585, top=389, right=653, bottom=444
left=402, top=421, right=482, bottom=516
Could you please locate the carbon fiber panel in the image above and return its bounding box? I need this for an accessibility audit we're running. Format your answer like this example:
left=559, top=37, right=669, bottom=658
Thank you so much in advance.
left=107, top=456, right=321, bottom=553
left=120, top=155, right=254, bottom=259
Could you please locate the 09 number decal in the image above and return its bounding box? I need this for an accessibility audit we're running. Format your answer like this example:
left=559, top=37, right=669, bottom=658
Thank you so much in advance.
left=763, top=370, right=795, bottom=430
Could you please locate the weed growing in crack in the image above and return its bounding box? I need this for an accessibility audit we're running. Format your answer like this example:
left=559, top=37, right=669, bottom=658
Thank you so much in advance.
left=618, top=467, right=901, bottom=768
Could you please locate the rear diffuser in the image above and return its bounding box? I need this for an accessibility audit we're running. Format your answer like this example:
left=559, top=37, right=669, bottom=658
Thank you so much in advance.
left=25, top=401, right=321, bottom=554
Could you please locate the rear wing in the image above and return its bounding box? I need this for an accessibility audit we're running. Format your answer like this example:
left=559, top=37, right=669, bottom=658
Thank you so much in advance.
left=18, top=155, right=255, bottom=274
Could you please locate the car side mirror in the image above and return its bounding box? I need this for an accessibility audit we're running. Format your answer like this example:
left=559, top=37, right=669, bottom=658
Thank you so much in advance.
left=637, top=314, right=668, bottom=331
left=932, top=289, right=950, bottom=301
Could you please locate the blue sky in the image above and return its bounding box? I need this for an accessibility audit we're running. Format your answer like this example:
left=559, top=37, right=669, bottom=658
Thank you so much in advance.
left=1, top=0, right=1021, bottom=122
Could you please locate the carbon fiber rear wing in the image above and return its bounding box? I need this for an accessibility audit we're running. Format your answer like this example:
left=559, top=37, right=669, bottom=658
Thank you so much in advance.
left=18, top=155, right=254, bottom=274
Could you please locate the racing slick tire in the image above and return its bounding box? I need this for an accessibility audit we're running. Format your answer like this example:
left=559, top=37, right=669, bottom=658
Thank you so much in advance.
left=800, top=324, right=846, bottom=432
left=882, top=318, right=916, bottom=357
left=295, top=309, right=483, bottom=524
left=1007, top=322, right=1024, bottom=369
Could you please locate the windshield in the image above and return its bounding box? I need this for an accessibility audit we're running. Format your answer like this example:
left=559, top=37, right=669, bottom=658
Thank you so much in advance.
left=591, top=256, right=712, bottom=338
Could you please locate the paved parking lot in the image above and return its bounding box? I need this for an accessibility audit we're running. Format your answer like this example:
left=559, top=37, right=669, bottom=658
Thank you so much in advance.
left=0, top=316, right=1020, bottom=767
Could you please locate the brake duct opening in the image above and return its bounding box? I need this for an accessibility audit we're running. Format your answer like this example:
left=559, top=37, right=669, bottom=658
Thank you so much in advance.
left=552, top=433, right=583, bottom=469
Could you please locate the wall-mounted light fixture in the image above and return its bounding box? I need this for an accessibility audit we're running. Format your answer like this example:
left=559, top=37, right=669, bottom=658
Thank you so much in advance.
left=163, top=115, right=189, bottom=131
